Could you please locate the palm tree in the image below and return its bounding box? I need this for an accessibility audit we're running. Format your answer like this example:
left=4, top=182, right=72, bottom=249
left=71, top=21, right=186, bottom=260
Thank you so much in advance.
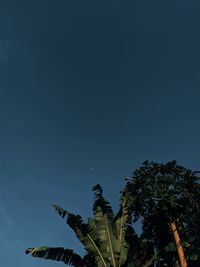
left=26, top=184, right=155, bottom=267
left=122, top=160, right=200, bottom=267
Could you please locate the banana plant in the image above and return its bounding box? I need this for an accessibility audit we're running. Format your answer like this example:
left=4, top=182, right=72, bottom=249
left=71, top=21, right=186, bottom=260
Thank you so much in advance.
left=26, top=184, right=155, bottom=267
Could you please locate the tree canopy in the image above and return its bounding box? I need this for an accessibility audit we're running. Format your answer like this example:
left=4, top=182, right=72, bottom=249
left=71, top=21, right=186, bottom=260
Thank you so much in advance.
left=122, top=160, right=200, bottom=267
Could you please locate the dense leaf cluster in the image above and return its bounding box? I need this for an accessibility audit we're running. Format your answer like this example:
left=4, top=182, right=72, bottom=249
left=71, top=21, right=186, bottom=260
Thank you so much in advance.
left=122, top=160, right=200, bottom=266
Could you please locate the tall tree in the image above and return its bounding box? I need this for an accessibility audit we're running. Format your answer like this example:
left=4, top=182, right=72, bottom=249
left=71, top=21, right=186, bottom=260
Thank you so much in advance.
left=26, top=184, right=154, bottom=267
left=122, top=160, right=200, bottom=267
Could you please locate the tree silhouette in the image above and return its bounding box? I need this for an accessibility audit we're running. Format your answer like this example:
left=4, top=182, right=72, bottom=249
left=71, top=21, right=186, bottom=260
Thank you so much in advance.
left=122, top=160, right=200, bottom=267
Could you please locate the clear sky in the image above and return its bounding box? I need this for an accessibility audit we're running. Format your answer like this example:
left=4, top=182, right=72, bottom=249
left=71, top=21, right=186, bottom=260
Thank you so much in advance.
left=0, top=1, right=200, bottom=267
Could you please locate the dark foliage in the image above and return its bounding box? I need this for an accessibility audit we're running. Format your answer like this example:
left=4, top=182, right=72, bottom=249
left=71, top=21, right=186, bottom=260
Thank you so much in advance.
left=123, top=160, right=200, bottom=266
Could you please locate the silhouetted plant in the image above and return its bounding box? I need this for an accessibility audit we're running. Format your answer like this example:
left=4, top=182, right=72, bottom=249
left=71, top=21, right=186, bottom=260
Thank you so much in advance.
left=26, top=184, right=155, bottom=267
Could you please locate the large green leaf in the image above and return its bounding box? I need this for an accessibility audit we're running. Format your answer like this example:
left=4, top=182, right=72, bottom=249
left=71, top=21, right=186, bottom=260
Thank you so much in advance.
left=92, top=184, right=120, bottom=267
left=115, top=194, right=137, bottom=267
left=25, top=246, right=85, bottom=267
left=53, top=205, right=108, bottom=267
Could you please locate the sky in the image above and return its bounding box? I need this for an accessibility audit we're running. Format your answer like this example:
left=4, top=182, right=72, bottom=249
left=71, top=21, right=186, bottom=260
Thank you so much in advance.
left=0, top=0, right=200, bottom=266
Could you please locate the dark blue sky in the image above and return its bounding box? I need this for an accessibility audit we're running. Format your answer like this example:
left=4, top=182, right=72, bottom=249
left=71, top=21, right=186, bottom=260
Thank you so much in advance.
left=0, top=1, right=200, bottom=266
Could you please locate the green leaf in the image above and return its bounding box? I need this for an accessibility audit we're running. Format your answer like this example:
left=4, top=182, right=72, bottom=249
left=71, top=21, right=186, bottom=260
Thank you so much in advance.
left=115, top=194, right=137, bottom=267
left=25, top=246, right=85, bottom=267
left=53, top=205, right=107, bottom=267
left=190, top=254, right=199, bottom=261
left=92, top=184, right=119, bottom=267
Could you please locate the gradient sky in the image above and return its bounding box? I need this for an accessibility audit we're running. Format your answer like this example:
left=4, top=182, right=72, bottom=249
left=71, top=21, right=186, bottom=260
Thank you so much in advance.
left=0, top=1, right=200, bottom=267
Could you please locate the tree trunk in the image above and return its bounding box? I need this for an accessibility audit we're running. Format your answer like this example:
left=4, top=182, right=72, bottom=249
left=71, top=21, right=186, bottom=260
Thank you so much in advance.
left=170, top=221, right=187, bottom=267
